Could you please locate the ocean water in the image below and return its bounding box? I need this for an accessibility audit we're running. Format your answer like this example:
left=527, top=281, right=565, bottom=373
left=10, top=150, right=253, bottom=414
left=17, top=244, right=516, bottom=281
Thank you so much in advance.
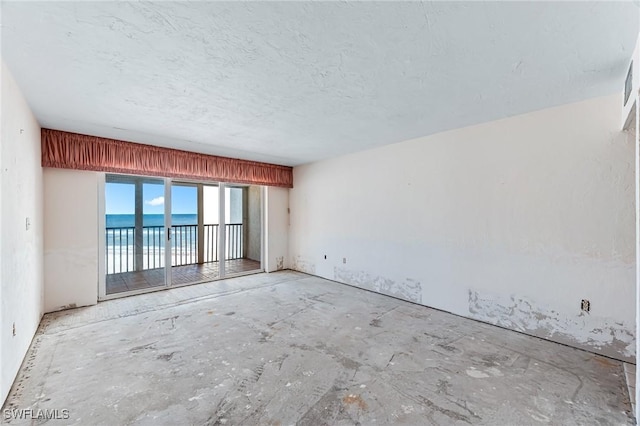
left=105, top=214, right=211, bottom=273
left=106, top=214, right=198, bottom=228
left=105, top=215, right=246, bottom=274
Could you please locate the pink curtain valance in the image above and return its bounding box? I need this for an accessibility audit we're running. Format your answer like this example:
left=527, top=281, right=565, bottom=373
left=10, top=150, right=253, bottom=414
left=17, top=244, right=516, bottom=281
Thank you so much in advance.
left=41, top=129, right=293, bottom=188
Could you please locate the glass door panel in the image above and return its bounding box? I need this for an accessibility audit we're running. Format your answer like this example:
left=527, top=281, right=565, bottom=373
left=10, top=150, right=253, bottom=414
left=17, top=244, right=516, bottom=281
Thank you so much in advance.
left=141, top=179, right=166, bottom=289
left=104, top=175, right=166, bottom=295
left=105, top=177, right=134, bottom=295
left=104, top=175, right=264, bottom=298
left=170, top=183, right=219, bottom=286
left=223, top=185, right=263, bottom=275
left=203, top=184, right=221, bottom=266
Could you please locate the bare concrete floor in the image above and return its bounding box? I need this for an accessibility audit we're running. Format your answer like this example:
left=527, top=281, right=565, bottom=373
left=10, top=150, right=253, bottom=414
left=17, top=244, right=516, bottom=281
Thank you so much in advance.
left=3, top=271, right=633, bottom=425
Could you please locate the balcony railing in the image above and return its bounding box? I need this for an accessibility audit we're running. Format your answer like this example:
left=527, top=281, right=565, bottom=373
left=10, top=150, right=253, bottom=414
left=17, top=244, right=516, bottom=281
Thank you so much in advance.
left=105, top=223, right=244, bottom=274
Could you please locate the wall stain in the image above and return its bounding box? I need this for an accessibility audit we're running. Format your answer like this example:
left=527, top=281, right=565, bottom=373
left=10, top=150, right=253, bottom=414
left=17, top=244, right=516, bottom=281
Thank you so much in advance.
left=291, top=255, right=316, bottom=274
left=59, top=303, right=77, bottom=311
left=334, top=267, right=422, bottom=304
left=468, top=290, right=635, bottom=361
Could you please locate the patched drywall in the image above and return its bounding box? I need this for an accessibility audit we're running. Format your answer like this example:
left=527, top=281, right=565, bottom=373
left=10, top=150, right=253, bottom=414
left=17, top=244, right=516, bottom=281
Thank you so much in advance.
left=1, top=62, right=44, bottom=405
left=334, top=267, right=422, bottom=304
left=289, top=93, right=635, bottom=361
left=44, top=168, right=99, bottom=313
left=275, top=256, right=284, bottom=271
left=469, top=290, right=634, bottom=362
left=291, top=256, right=316, bottom=276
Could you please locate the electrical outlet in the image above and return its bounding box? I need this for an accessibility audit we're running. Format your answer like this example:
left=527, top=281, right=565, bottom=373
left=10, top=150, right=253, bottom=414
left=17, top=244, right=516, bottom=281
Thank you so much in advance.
left=12, top=322, right=16, bottom=337
left=581, top=299, right=590, bottom=313
left=343, top=257, right=347, bottom=264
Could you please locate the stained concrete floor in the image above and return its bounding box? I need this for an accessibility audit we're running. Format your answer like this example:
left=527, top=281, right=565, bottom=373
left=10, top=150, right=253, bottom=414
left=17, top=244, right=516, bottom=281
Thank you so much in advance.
left=3, top=271, right=634, bottom=425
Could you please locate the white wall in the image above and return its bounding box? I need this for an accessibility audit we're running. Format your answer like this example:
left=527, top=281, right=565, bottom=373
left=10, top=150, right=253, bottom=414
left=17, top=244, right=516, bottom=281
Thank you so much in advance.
left=1, top=63, right=43, bottom=405
left=265, top=186, right=289, bottom=272
left=290, top=93, right=636, bottom=362
left=44, top=168, right=99, bottom=312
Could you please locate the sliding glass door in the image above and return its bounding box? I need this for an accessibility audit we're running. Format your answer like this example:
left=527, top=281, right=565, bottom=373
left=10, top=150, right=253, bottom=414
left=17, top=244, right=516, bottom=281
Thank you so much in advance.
left=170, top=182, right=221, bottom=286
left=224, top=185, right=262, bottom=276
left=104, top=175, right=166, bottom=295
left=102, top=175, right=263, bottom=299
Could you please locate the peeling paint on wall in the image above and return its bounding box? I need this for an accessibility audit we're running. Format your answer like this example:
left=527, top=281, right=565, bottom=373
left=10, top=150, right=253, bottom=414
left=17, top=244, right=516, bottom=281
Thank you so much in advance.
left=291, top=255, right=316, bottom=275
left=468, top=290, right=635, bottom=362
left=334, top=267, right=422, bottom=304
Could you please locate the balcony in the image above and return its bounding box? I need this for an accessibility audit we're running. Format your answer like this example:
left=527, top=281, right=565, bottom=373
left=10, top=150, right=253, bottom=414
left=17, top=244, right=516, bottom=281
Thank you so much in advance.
left=105, top=223, right=260, bottom=294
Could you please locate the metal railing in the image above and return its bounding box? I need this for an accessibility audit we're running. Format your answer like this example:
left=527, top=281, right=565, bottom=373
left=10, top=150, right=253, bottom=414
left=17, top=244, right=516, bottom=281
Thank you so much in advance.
left=226, top=224, right=243, bottom=260
left=105, top=226, right=136, bottom=274
left=105, top=223, right=244, bottom=274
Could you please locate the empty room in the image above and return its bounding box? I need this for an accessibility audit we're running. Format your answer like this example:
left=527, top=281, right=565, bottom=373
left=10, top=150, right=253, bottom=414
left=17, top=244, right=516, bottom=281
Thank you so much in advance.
left=1, top=1, right=640, bottom=424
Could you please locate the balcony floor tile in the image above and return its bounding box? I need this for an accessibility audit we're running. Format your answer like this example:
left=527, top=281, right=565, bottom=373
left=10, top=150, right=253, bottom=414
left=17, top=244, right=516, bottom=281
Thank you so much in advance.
left=106, top=259, right=261, bottom=295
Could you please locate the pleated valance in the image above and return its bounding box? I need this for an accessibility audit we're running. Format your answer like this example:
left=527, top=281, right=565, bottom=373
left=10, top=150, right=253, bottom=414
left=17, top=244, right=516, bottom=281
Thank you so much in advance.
left=41, top=129, right=293, bottom=188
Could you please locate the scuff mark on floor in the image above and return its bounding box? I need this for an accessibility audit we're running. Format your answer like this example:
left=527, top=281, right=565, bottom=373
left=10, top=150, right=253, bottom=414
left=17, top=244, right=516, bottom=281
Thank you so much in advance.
left=157, top=351, right=176, bottom=361
left=417, top=395, right=473, bottom=424
left=369, top=318, right=382, bottom=328
left=155, top=315, right=178, bottom=330
left=129, top=342, right=158, bottom=354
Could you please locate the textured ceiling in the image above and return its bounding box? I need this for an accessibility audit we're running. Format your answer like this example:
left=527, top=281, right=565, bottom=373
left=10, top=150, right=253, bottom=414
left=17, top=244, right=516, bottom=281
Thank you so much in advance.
left=2, top=1, right=638, bottom=166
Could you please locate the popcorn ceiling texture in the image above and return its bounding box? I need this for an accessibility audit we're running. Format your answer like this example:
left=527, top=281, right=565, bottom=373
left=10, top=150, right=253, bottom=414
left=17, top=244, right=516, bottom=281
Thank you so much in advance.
left=2, top=2, right=637, bottom=166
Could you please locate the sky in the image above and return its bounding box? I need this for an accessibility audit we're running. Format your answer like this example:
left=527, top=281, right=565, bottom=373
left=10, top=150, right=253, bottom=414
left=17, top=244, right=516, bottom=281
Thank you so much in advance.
left=105, top=182, right=198, bottom=215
